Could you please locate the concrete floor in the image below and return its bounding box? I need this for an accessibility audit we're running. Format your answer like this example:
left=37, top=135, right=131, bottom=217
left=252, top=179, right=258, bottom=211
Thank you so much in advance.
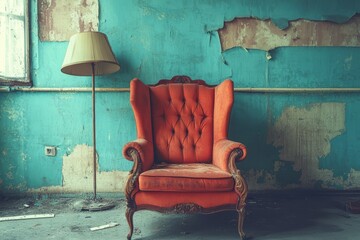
left=0, top=194, right=360, bottom=240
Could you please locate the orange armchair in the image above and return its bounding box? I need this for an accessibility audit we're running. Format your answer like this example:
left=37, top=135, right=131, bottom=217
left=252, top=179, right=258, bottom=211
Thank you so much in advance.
left=123, top=76, right=248, bottom=239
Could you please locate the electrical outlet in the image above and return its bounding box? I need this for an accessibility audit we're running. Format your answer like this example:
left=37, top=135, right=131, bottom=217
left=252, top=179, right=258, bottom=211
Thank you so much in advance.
left=45, top=146, right=56, bottom=157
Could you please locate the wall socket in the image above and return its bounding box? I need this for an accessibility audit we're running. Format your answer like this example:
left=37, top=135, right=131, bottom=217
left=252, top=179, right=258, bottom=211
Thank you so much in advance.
left=45, top=146, right=56, bottom=157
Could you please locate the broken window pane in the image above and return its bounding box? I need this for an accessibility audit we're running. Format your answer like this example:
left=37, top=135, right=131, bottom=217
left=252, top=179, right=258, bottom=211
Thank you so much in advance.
left=0, top=0, right=30, bottom=85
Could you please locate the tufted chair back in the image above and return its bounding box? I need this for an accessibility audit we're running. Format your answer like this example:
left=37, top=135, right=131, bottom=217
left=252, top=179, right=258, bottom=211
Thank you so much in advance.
left=130, top=76, right=234, bottom=167
left=150, top=81, right=214, bottom=164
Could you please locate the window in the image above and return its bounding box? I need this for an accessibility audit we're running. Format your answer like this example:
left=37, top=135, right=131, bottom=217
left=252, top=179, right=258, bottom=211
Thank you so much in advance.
left=0, top=0, right=30, bottom=86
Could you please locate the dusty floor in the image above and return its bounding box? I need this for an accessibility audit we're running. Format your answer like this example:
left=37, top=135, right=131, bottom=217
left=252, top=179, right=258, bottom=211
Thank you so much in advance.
left=0, top=194, right=360, bottom=240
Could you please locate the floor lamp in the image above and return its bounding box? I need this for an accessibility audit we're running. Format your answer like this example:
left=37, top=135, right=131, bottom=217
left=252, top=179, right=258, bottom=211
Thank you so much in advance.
left=61, top=31, right=120, bottom=211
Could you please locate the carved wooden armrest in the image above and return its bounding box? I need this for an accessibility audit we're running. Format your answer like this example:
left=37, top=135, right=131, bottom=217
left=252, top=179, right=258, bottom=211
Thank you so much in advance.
left=228, top=149, right=248, bottom=199
left=124, top=148, right=141, bottom=206
left=213, top=139, right=248, bottom=211
left=122, top=139, right=154, bottom=206
left=213, top=139, right=247, bottom=172
left=123, top=139, right=154, bottom=171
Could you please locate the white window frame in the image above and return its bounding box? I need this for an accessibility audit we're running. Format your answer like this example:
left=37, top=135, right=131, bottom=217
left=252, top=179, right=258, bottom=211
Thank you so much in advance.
left=0, top=0, right=30, bottom=86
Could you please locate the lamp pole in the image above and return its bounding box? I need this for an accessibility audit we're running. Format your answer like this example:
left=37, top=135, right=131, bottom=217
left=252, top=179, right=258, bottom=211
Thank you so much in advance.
left=91, top=62, right=97, bottom=200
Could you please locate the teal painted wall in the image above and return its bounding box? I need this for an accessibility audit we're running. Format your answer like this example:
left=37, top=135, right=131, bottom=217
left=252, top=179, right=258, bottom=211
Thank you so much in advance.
left=1, top=0, right=360, bottom=194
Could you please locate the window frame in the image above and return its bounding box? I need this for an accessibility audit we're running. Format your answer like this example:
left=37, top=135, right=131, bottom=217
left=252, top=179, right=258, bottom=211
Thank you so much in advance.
left=0, top=0, right=31, bottom=87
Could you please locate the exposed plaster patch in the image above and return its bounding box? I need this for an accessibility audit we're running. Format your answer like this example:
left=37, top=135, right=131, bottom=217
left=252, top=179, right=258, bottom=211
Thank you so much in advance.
left=346, top=169, right=360, bottom=188
left=313, top=168, right=360, bottom=189
left=246, top=169, right=277, bottom=190
left=218, top=14, right=360, bottom=51
left=38, top=0, right=99, bottom=41
left=29, top=144, right=128, bottom=193
left=268, top=103, right=347, bottom=188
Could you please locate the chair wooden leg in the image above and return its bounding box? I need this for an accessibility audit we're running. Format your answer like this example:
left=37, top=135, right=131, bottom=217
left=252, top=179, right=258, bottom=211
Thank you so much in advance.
left=126, top=207, right=135, bottom=240
left=237, top=206, right=246, bottom=240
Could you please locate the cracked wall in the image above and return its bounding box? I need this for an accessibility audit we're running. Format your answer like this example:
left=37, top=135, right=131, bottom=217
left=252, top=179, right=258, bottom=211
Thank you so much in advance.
left=219, top=14, right=360, bottom=51
left=1, top=0, right=360, bottom=194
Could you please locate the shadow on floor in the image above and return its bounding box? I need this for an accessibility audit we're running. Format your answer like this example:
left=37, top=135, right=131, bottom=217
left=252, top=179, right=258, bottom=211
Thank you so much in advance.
left=134, top=196, right=352, bottom=240
left=0, top=194, right=358, bottom=240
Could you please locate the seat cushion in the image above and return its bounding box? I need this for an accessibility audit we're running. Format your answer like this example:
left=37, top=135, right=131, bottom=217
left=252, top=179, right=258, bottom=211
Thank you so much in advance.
left=139, top=163, right=234, bottom=192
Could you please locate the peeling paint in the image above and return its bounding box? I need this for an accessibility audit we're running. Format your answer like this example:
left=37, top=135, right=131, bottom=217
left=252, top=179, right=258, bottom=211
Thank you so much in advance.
left=219, top=14, right=360, bottom=51
left=246, top=169, right=277, bottom=190
left=311, top=168, right=360, bottom=189
left=2, top=0, right=360, bottom=194
left=268, top=103, right=346, bottom=187
left=38, top=0, right=99, bottom=41
left=346, top=169, right=360, bottom=188
left=30, top=144, right=128, bottom=193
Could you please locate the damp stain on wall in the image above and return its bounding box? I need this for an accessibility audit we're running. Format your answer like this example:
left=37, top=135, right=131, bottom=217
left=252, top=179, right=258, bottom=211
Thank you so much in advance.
left=266, top=103, right=360, bottom=189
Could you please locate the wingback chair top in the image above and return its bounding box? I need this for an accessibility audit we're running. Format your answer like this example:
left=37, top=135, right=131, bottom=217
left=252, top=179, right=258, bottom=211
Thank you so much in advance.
left=123, top=76, right=248, bottom=240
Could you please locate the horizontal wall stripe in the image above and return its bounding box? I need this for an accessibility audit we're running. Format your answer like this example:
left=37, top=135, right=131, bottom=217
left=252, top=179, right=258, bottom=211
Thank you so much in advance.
left=1, top=87, right=360, bottom=93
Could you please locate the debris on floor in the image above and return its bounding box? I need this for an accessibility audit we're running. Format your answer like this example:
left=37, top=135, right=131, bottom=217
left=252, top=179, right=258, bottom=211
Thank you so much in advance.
left=134, top=227, right=141, bottom=235
left=1, top=195, right=360, bottom=239
left=0, top=213, right=55, bottom=222
left=90, top=222, right=119, bottom=231
left=73, top=199, right=116, bottom=211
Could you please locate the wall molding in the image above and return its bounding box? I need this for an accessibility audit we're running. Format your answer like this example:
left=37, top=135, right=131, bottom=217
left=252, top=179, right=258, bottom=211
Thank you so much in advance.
left=1, top=87, right=360, bottom=93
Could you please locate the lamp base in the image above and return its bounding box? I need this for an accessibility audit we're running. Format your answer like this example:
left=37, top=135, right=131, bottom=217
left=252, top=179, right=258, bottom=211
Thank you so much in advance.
left=74, top=198, right=115, bottom=211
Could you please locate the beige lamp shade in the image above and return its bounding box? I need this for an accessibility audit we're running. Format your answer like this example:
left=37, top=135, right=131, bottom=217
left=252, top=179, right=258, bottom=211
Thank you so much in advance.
left=61, top=31, right=120, bottom=76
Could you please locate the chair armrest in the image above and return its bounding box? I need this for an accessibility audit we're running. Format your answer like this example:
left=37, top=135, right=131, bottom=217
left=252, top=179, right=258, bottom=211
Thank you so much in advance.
left=213, top=139, right=247, bottom=172
left=123, top=138, right=154, bottom=172
left=123, top=139, right=154, bottom=205
left=213, top=139, right=248, bottom=205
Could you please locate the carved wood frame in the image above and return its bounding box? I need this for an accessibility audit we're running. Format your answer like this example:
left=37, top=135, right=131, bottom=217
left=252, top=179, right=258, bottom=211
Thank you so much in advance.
left=124, top=148, right=247, bottom=240
left=154, top=75, right=215, bottom=87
